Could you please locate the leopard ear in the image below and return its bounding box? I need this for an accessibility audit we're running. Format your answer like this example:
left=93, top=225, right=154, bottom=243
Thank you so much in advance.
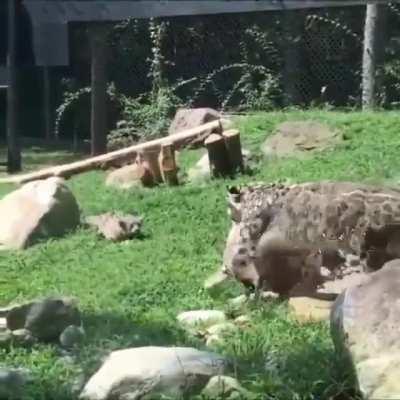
left=227, top=186, right=242, bottom=223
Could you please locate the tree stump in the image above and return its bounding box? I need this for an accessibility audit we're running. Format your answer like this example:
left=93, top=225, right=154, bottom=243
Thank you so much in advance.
left=222, top=129, right=244, bottom=173
left=158, top=141, right=179, bottom=186
left=204, top=134, right=231, bottom=178
left=139, top=148, right=163, bottom=184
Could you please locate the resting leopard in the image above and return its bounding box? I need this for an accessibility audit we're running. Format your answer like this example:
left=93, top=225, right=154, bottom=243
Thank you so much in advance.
left=222, top=181, right=400, bottom=297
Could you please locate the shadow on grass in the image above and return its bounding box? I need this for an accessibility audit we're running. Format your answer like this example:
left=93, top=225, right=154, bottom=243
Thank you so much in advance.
left=82, top=311, right=186, bottom=349
left=230, top=341, right=361, bottom=400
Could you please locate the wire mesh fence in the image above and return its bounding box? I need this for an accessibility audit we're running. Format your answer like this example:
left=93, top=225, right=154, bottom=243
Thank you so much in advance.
left=2, top=2, right=400, bottom=142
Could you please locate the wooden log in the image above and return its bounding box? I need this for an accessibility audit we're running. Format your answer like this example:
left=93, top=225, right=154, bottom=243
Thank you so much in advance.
left=158, top=141, right=178, bottom=186
left=0, top=119, right=230, bottom=185
left=222, top=129, right=244, bottom=173
left=204, top=133, right=232, bottom=178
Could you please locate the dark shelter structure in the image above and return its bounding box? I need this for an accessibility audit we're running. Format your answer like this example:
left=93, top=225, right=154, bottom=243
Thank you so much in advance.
left=2, top=0, right=381, bottom=172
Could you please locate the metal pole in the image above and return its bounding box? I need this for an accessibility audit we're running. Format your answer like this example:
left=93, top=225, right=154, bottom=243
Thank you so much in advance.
left=7, top=0, right=21, bottom=172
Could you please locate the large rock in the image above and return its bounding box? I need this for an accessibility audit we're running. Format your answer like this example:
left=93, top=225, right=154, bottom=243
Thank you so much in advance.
left=262, top=121, right=342, bottom=159
left=169, top=108, right=221, bottom=148
left=0, top=177, right=80, bottom=250
left=6, top=296, right=81, bottom=342
left=331, top=260, right=400, bottom=399
left=80, top=346, right=227, bottom=400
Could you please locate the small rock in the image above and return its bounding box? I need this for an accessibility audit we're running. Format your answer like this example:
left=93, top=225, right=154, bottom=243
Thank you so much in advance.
left=206, top=322, right=236, bottom=337
left=11, top=329, right=36, bottom=346
left=0, top=318, right=7, bottom=330
left=202, top=376, right=250, bottom=399
left=204, top=270, right=232, bottom=296
left=234, top=315, right=251, bottom=327
left=6, top=296, right=81, bottom=342
left=188, top=149, right=251, bottom=182
left=0, top=368, right=31, bottom=399
left=85, top=213, right=143, bottom=242
left=0, top=330, right=13, bottom=347
left=177, top=310, right=227, bottom=333
left=228, top=295, right=248, bottom=308
left=289, top=297, right=333, bottom=324
left=206, top=334, right=223, bottom=347
left=260, top=291, right=280, bottom=300
left=71, top=374, right=86, bottom=396
left=79, top=346, right=226, bottom=400
left=59, top=325, right=85, bottom=349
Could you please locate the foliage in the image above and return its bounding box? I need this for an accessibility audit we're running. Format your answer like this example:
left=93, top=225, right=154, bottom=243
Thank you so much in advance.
left=108, top=85, right=182, bottom=149
left=54, top=81, right=121, bottom=141
left=1, top=111, right=400, bottom=398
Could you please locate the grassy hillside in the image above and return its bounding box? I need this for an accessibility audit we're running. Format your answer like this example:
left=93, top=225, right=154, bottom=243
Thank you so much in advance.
left=1, top=110, right=399, bottom=399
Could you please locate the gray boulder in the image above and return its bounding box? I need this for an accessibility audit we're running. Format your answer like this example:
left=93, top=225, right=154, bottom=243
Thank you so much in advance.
left=80, top=346, right=227, bottom=400
left=331, top=259, right=400, bottom=399
left=169, top=108, right=221, bottom=148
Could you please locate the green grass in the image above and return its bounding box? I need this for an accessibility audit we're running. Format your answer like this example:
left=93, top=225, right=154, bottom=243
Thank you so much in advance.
left=2, top=109, right=399, bottom=399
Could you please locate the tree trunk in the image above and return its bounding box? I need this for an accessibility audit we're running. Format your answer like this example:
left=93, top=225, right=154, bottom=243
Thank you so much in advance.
left=89, top=25, right=109, bottom=156
left=362, top=4, right=381, bottom=110
left=7, top=0, right=21, bottom=172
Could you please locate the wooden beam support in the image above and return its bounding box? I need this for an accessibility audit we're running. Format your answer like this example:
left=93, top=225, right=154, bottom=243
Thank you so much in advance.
left=140, top=148, right=163, bottom=184
left=222, top=129, right=244, bottom=173
left=159, top=141, right=178, bottom=186
left=205, top=133, right=231, bottom=178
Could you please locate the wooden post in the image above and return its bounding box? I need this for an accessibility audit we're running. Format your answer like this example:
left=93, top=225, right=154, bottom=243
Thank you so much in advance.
left=140, top=147, right=163, bottom=184
left=89, top=25, right=108, bottom=156
left=158, top=141, right=178, bottom=186
left=43, top=67, right=52, bottom=139
left=204, top=133, right=231, bottom=178
left=7, top=0, right=21, bottom=172
left=222, top=129, right=244, bottom=173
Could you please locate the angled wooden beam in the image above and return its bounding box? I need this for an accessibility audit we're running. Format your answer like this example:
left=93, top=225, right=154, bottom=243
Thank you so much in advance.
left=0, top=119, right=229, bottom=185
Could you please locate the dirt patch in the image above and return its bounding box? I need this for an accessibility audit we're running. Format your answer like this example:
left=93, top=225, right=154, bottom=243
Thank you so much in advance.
left=261, top=120, right=342, bottom=159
